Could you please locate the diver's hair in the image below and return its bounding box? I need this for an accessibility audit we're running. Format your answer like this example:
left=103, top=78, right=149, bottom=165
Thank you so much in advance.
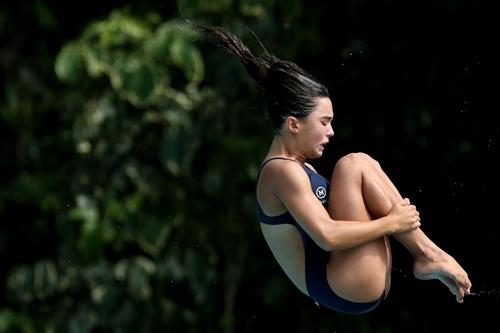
left=196, top=25, right=329, bottom=133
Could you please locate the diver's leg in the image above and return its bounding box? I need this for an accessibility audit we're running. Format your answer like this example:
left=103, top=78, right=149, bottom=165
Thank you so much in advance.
left=325, top=153, right=393, bottom=302
left=342, top=152, right=471, bottom=302
left=360, top=153, right=471, bottom=301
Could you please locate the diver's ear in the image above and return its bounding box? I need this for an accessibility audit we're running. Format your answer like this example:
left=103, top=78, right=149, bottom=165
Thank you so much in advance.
left=286, top=116, right=301, bottom=134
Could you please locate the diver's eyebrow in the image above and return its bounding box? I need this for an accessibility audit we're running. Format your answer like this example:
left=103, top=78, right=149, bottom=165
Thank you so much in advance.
left=321, top=115, right=333, bottom=121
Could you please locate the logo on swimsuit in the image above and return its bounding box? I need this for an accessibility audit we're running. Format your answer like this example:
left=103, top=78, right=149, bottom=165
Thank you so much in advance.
left=315, top=186, right=326, bottom=200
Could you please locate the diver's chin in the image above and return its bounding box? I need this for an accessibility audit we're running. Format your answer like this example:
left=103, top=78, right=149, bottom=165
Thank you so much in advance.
left=310, top=148, right=324, bottom=159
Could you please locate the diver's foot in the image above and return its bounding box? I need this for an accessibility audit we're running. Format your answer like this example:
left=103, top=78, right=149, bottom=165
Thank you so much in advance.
left=413, top=249, right=472, bottom=303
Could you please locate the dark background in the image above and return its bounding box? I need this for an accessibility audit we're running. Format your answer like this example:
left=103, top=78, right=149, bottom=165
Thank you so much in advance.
left=1, top=0, right=498, bottom=332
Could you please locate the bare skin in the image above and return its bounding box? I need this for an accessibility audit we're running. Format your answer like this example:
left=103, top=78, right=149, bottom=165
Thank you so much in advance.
left=327, top=152, right=471, bottom=303
left=257, top=97, right=471, bottom=306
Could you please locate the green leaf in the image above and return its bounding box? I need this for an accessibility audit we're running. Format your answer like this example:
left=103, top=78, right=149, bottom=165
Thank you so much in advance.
left=137, top=219, right=170, bottom=256
left=33, top=260, right=58, bottom=300
left=0, top=309, right=35, bottom=333
left=81, top=10, right=152, bottom=49
left=170, top=39, right=204, bottom=84
left=6, top=266, right=34, bottom=304
left=55, top=43, right=85, bottom=83
left=119, top=60, right=156, bottom=105
left=160, top=121, right=200, bottom=175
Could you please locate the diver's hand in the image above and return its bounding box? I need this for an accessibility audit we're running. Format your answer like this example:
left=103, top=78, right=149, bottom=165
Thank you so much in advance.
left=385, top=198, right=421, bottom=234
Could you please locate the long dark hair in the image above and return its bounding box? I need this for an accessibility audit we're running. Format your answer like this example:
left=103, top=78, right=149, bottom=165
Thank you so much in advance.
left=196, top=25, right=329, bottom=133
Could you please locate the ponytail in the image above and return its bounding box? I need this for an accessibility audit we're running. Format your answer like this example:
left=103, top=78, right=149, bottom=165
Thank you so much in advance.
left=196, top=24, right=329, bottom=133
left=195, top=25, right=276, bottom=88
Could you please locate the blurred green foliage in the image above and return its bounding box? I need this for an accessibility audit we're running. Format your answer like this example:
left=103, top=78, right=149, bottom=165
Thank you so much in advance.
left=1, top=0, right=496, bottom=332
left=0, top=1, right=275, bottom=332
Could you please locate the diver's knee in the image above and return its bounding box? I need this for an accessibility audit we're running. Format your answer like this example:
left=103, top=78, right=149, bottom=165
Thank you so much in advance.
left=354, top=152, right=380, bottom=167
left=335, top=152, right=376, bottom=172
left=335, top=152, right=364, bottom=169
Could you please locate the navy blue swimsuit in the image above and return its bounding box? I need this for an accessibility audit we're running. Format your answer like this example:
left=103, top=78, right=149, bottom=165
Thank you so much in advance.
left=256, top=157, right=384, bottom=314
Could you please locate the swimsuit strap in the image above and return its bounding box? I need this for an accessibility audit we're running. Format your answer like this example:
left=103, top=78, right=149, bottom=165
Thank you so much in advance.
left=257, top=157, right=303, bottom=181
left=256, top=157, right=300, bottom=225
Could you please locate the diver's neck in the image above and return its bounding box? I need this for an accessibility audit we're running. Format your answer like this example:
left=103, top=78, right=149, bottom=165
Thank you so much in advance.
left=267, top=135, right=306, bottom=164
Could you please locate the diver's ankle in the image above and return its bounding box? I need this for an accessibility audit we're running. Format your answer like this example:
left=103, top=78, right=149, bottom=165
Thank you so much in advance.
left=414, top=246, right=443, bottom=263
